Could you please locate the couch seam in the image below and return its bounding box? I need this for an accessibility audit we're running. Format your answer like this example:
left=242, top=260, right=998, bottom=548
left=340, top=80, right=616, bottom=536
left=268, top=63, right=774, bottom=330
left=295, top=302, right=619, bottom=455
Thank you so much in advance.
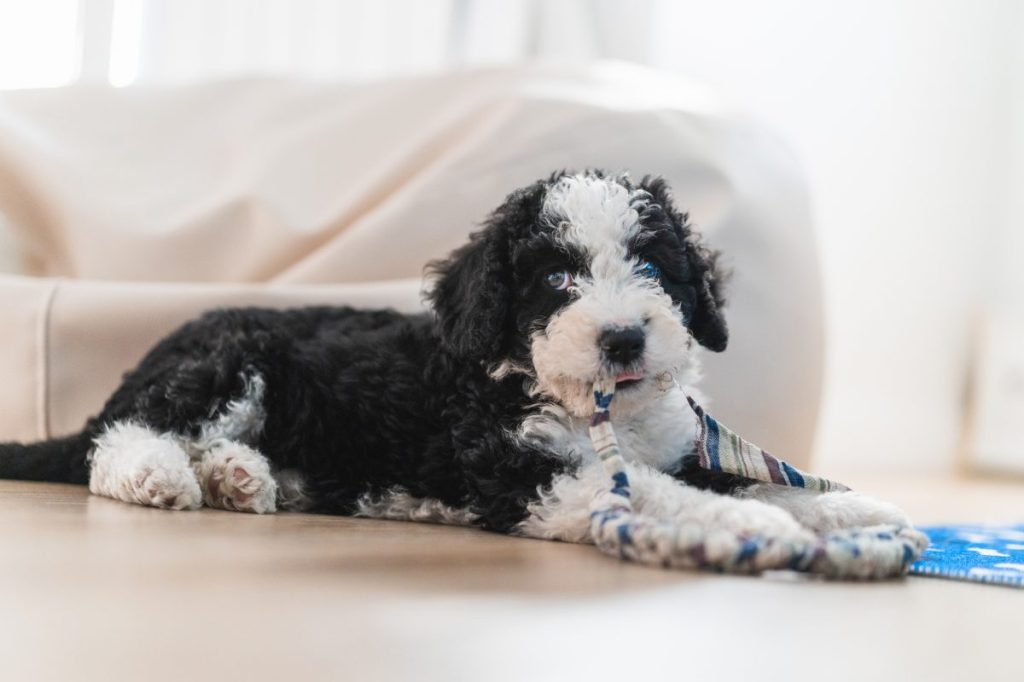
left=35, top=279, right=59, bottom=440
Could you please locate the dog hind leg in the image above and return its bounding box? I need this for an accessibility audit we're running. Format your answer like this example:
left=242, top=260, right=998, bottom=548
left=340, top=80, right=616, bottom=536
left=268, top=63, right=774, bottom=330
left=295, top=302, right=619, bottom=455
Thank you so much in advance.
left=88, top=421, right=203, bottom=510
left=191, top=439, right=278, bottom=514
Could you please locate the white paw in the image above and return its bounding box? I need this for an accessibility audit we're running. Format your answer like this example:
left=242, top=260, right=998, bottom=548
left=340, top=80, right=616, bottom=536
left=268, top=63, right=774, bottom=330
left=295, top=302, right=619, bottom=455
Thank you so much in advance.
left=804, top=491, right=912, bottom=533
left=897, top=526, right=931, bottom=554
left=814, top=525, right=930, bottom=580
left=89, top=422, right=203, bottom=510
left=710, top=498, right=815, bottom=545
left=130, top=464, right=203, bottom=510
left=195, top=440, right=277, bottom=514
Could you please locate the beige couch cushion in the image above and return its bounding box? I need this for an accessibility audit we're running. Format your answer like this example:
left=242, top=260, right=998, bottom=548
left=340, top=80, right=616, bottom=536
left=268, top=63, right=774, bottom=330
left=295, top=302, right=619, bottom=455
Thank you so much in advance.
left=0, top=275, right=425, bottom=442
left=0, top=65, right=822, bottom=467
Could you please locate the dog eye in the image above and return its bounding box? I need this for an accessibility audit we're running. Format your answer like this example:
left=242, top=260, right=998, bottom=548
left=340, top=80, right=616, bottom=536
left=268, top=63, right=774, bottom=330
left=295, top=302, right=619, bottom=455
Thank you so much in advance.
left=636, top=260, right=661, bottom=279
left=544, top=269, right=574, bottom=290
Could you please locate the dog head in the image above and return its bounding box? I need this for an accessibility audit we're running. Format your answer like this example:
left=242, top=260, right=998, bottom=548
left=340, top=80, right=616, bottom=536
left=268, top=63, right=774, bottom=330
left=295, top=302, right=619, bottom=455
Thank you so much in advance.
left=428, top=170, right=728, bottom=417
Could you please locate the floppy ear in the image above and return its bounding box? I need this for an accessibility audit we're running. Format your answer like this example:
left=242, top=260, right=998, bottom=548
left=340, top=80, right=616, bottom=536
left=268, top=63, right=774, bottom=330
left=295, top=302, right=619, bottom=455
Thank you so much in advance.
left=682, top=233, right=729, bottom=352
left=426, top=223, right=512, bottom=362
left=641, top=176, right=729, bottom=352
left=427, top=181, right=549, bottom=362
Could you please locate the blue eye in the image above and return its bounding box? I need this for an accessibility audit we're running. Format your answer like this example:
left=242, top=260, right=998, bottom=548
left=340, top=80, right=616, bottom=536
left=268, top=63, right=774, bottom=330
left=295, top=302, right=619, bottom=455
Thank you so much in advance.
left=637, top=260, right=661, bottom=279
left=545, top=269, right=574, bottom=290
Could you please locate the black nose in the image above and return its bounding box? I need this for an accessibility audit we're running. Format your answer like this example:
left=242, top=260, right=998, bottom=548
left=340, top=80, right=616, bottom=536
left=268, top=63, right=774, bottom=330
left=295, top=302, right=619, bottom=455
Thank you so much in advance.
left=599, top=326, right=646, bottom=365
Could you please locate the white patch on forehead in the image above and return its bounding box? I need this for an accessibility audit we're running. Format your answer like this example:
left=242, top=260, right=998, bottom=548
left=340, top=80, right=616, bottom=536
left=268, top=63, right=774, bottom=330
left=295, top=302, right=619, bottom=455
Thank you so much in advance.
left=542, top=174, right=645, bottom=264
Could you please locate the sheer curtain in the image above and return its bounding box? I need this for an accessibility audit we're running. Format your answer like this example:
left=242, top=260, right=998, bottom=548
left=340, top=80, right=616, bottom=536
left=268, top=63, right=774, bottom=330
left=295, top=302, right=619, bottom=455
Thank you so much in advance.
left=0, top=0, right=653, bottom=88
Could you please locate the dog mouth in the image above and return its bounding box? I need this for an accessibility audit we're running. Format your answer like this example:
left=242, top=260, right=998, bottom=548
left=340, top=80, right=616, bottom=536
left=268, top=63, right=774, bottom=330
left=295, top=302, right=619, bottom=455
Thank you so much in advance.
left=613, top=368, right=646, bottom=390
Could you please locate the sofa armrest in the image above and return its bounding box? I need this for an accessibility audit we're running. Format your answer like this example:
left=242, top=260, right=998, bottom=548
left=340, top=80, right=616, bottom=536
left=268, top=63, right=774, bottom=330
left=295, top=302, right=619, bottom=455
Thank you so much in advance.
left=0, top=275, right=425, bottom=442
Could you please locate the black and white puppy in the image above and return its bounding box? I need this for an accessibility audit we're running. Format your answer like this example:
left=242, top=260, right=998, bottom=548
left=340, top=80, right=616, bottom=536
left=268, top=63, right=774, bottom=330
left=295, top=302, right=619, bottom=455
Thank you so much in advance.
left=0, top=170, right=910, bottom=546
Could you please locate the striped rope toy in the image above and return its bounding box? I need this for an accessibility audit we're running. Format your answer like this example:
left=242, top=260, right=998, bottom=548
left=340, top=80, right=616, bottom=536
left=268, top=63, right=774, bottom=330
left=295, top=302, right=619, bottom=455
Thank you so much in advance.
left=587, top=377, right=928, bottom=579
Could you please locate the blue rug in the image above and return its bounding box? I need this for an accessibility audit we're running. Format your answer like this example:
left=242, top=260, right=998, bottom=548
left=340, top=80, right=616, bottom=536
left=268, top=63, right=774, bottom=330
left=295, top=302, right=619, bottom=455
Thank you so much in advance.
left=909, top=524, right=1024, bottom=587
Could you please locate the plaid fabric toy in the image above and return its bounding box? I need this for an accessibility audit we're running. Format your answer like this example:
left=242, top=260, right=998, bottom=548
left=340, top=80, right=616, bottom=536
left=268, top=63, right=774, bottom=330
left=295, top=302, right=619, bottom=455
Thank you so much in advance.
left=588, top=377, right=927, bottom=578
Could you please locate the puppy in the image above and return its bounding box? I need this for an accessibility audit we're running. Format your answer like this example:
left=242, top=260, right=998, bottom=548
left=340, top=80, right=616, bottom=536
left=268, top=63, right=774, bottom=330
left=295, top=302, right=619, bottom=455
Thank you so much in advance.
left=0, top=170, right=910, bottom=549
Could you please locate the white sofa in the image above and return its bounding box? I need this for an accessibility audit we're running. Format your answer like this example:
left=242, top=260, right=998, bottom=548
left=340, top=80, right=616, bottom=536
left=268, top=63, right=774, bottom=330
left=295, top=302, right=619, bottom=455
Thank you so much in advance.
left=0, top=64, right=822, bottom=467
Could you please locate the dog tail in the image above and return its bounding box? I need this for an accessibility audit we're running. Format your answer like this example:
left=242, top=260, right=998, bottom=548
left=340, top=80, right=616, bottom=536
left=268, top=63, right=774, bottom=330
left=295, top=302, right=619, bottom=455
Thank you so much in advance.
left=0, top=432, right=93, bottom=484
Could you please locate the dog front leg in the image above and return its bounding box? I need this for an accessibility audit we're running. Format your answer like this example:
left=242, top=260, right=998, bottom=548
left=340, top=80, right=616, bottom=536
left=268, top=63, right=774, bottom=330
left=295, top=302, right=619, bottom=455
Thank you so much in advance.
left=517, top=461, right=815, bottom=547
left=739, top=483, right=914, bottom=534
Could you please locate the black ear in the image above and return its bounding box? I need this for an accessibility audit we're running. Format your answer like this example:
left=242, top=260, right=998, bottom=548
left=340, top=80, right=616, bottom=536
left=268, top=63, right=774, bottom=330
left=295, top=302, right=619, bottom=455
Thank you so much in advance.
left=427, top=181, right=548, bottom=362
left=641, top=176, right=730, bottom=352
left=682, top=231, right=729, bottom=352
left=426, top=221, right=512, bottom=362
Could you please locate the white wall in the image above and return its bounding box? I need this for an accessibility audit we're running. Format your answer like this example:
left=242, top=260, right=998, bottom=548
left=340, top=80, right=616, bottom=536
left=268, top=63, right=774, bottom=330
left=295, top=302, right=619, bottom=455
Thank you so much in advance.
left=994, top=4, right=1024, bottom=307
left=649, top=0, right=1018, bottom=472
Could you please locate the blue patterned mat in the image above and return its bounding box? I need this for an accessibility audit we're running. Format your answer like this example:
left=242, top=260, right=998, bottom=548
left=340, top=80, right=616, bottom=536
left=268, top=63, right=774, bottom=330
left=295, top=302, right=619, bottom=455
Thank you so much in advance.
left=909, top=524, right=1024, bottom=587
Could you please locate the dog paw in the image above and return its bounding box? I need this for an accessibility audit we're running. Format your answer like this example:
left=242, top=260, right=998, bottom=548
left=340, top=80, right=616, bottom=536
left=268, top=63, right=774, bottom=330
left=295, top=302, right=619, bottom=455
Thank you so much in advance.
left=800, top=491, right=912, bottom=533
left=895, top=526, right=930, bottom=554
left=687, top=499, right=826, bottom=573
left=811, top=524, right=929, bottom=580
left=196, top=441, right=277, bottom=514
left=714, top=499, right=816, bottom=545
left=89, top=423, right=203, bottom=511
left=131, top=465, right=204, bottom=510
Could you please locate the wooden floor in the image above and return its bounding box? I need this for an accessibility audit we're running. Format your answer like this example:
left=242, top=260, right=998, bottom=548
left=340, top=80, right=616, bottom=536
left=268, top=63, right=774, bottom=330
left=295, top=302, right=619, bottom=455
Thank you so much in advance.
left=1, top=475, right=1021, bottom=682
